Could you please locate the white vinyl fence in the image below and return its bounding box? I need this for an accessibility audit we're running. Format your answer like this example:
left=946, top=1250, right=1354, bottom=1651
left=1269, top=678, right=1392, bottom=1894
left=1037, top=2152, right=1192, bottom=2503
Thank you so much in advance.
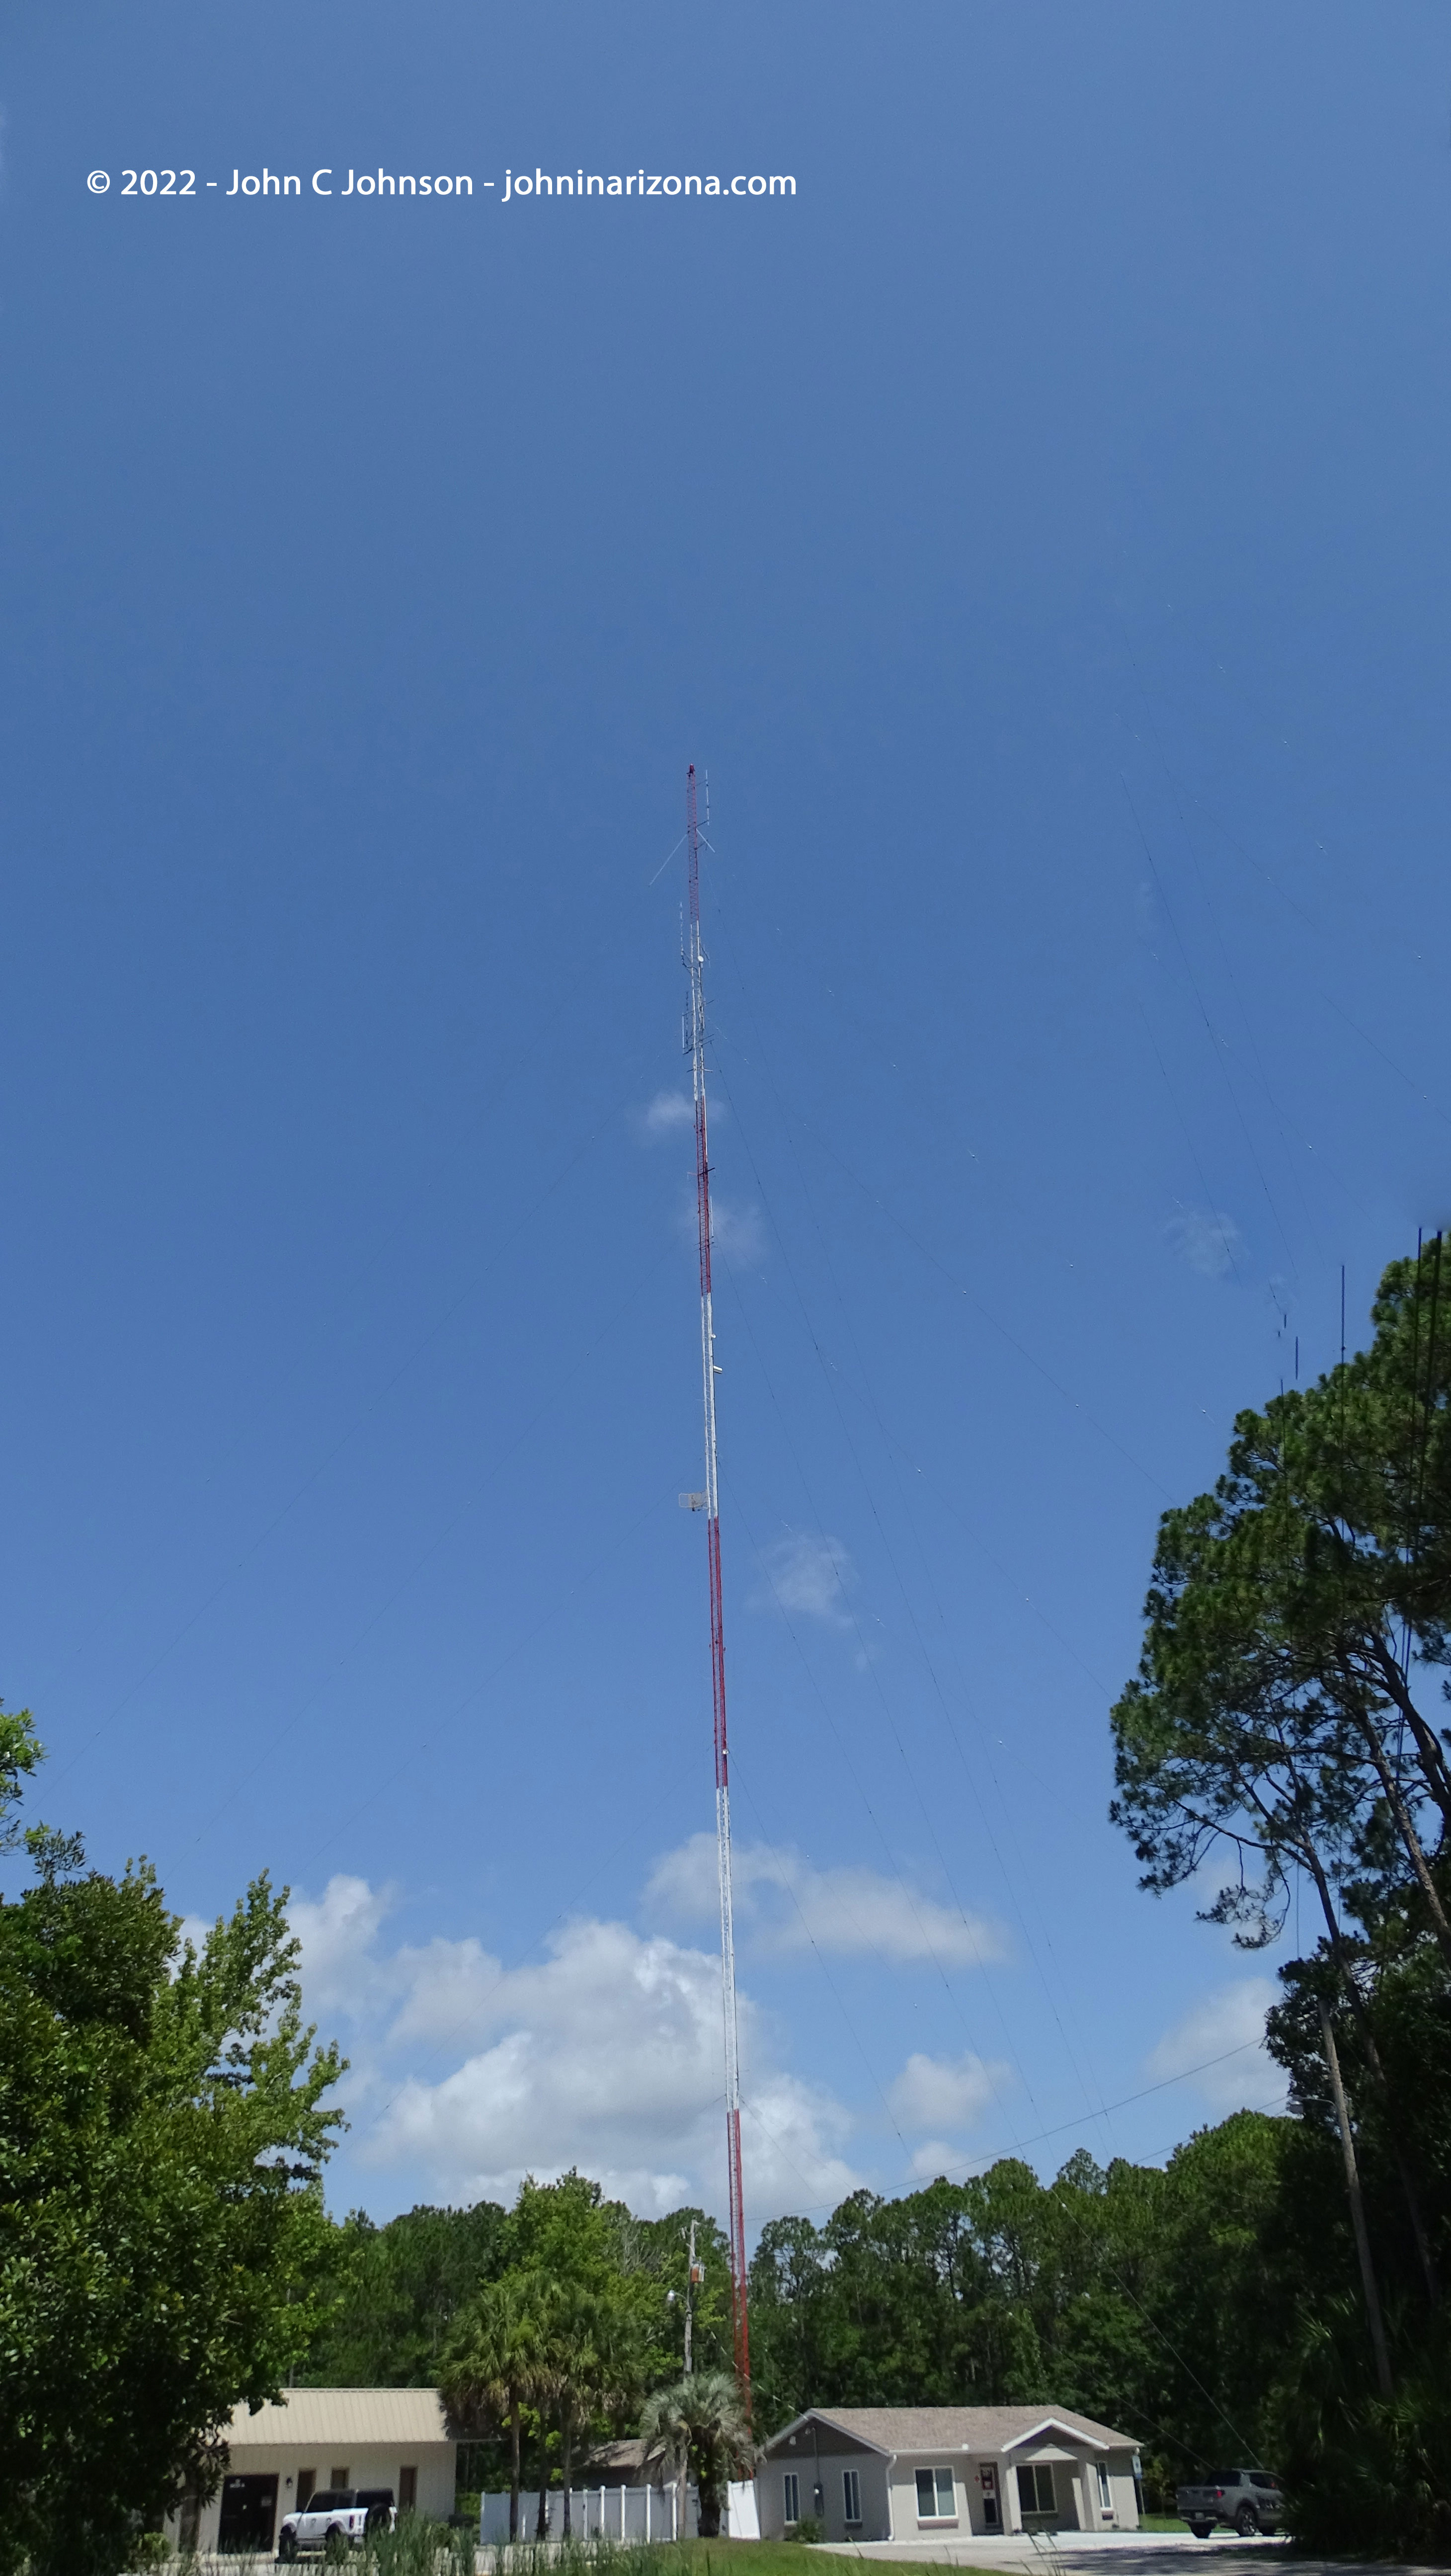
left=480, top=2483, right=759, bottom=2544
left=481, top=2490, right=688, bottom=2543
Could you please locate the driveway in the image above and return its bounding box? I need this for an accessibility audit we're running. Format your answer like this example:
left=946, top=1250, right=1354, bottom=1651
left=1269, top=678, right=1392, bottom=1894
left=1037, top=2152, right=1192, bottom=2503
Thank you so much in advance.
left=811, top=2538, right=1439, bottom=2576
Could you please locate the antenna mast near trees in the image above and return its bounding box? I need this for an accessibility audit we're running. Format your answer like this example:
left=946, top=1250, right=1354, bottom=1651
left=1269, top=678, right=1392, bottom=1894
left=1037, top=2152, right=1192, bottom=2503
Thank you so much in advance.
left=682, top=761, right=750, bottom=2394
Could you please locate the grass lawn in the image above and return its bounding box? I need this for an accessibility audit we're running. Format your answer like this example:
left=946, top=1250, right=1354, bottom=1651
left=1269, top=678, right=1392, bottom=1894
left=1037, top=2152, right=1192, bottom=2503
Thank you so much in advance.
left=1139, top=2520, right=1191, bottom=2533
left=622, top=2548, right=990, bottom=2576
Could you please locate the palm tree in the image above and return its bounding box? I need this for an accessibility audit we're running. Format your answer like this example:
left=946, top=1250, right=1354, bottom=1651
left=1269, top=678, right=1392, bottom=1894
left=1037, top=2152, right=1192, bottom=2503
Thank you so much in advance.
left=640, top=2372, right=755, bottom=2539
left=539, top=2282, right=645, bottom=2538
left=438, top=2274, right=545, bottom=2542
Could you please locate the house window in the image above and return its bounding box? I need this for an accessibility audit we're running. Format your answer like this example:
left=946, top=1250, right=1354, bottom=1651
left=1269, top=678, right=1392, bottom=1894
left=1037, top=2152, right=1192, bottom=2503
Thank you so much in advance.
left=399, top=2470, right=417, bottom=2512
left=1096, top=2464, right=1114, bottom=2514
left=330, top=2472, right=349, bottom=2494
left=783, top=2474, right=800, bottom=2526
left=843, top=2471, right=861, bottom=2525
left=297, top=2474, right=317, bottom=2511
left=1017, top=2465, right=1056, bottom=2516
left=916, top=2468, right=956, bottom=2521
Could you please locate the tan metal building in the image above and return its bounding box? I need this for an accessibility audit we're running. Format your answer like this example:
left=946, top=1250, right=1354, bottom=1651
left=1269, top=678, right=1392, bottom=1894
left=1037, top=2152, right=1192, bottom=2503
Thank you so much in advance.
left=758, top=2404, right=1142, bottom=2544
left=165, top=2389, right=457, bottom=2556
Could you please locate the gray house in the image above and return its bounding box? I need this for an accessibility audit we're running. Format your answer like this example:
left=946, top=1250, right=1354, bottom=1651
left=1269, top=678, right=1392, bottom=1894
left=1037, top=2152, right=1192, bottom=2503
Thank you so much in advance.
left=757, top=2406, right=1142, bottom=2544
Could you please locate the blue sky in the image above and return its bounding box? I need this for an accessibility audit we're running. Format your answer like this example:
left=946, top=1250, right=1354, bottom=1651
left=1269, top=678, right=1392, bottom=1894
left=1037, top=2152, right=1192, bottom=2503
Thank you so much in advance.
left=4, top=0, right=1451, bottom=2228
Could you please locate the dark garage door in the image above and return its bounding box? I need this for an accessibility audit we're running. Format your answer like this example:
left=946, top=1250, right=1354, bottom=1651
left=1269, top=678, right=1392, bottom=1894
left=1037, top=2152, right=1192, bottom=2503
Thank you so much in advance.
left=218, top=2474, right=279, bottom=2553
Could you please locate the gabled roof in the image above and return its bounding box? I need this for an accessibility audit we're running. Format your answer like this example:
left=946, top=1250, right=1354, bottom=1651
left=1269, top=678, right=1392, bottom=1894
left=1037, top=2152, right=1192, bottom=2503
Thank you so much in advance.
left=1001, top=2416, right=1111, bottom=2454
left=762, top=2405, right=1138, bottom=2459
left=226, top=2389, right=451, bottom=2449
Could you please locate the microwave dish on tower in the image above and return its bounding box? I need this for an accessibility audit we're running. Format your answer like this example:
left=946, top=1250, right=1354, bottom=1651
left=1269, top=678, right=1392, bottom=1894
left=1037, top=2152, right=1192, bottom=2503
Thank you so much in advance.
left=681, top=761, right=749, bottom=2395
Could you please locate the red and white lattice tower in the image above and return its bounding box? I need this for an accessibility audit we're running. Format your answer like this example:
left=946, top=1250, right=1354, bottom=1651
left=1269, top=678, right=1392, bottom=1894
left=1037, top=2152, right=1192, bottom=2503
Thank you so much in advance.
left=684, top=761, right=750, bottom=2394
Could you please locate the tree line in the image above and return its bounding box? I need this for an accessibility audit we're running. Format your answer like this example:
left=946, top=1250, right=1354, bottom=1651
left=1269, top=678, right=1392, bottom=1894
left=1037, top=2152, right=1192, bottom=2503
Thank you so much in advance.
left=293, top=2120, right=1295, bottom=2520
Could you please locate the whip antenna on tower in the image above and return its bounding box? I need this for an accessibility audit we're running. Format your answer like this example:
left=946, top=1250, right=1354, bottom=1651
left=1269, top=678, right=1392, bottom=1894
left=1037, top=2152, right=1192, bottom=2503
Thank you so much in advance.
left=682, top=761, right=750, bottom=2394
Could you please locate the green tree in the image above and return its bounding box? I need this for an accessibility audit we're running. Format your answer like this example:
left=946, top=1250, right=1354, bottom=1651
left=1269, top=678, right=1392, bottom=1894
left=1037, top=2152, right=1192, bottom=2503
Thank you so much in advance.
left=1110, top=1238, right=1451, bottom=1978
left=505, top=2170, right=635, bottom=2285
left=539, top=2279, right=645, bottom=2535
left=439, top=2273, right=547, bottom=2539
left=626, top=2206, right=734, bottom=2377
left=0, top=1712, right=343, bottom=2576
left=306, top=2199, right=508, bottom=2385
left=434, top=2178, right=670, bottom=2532
left=640, top=2371, right=754, bottom=2538
left=1108, top=1247, right=1451, bottom=2309
left=1108, top=1236, right=1451, bottom=2548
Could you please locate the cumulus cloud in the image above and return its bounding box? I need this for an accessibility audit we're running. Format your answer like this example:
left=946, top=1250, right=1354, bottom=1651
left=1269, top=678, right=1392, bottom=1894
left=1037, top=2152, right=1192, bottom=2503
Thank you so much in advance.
left=889, top=2049, right=1010, bottom=2134
left=741, top=2074, right=859, bottom=2215
left=645, top=1833, right=1005, bottom=1970
left=904, top=2140, right=971, bottom=2183
left=708, top=1196, right=764, bottom=1263
left=751, top=1530, right=855, bottom=1627
left=672, top=1189, right=764, bottom=1265
left=641, top=1091, right=694, bottom=1138
left=289, top=1874, right=397, bottom=2013
left=288, top=1876, right=862, bottom=2220
left=1145, top=1977, right=1286, bottom=2117
left=1166, top=1205, right=1245, bottom=1280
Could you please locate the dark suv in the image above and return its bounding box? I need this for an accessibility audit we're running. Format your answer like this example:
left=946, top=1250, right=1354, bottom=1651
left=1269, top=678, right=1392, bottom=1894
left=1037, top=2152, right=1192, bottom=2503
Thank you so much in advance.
left=1175, top=2470, right=1284, bottom=2538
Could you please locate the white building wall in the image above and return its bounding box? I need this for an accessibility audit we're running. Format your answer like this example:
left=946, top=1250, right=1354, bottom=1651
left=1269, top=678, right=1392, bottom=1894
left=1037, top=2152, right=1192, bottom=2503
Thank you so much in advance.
left=1106, top=2454, right=1141, bottom=2528
left=888, top=2457, right=970, bottom=2544
left=166, top=2446, right=456, bottom=2553
left=1005, top=2442, right=1140, bottom=2534
left=961, top=2456, right=1010, bottom=2536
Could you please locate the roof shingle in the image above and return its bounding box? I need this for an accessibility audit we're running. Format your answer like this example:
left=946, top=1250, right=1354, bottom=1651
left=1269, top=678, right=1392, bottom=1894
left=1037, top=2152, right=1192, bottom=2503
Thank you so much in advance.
left=767, top=2405, right=1136, bottom=2456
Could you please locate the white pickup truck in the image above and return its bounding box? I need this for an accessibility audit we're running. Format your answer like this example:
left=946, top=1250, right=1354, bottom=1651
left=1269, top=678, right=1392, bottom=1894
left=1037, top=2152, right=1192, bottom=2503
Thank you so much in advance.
left=276, top=2489, right=396, bottom=2560
left=1175, top=2469, right=1284, bottom=2538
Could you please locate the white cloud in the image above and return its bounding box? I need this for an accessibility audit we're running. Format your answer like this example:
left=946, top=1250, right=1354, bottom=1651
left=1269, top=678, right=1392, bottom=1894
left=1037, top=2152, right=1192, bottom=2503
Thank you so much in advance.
left=740, top=2074, right=859, bottom=2215
left=174, top=1910, right=214, bottom=1960
left=641, top=1090, right=694, bottom=1138
left=1166, top=1205, right=1245, bottom=1280
left=905, top=2139, right=971, bottom=2183
left=708, top=1196, right=764, bottom=1263
left=752, top=1530, right=855, bottom=1627
left=288, top=1877, right=863, bottom=2222
left=889, top=2049, right=1009, bottom=2134
left=645, top=1833, right=1005, bottom=1970
left=289, top=1874, right=397, bottom=2014
left=1145, top=1977, right=1286, bottom=2118
left=672, top=1189, right=764, bottom=1264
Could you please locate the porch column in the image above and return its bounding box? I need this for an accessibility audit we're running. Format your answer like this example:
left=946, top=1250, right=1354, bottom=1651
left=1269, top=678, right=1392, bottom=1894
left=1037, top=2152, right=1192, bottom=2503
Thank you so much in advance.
left=1077, top=2459, right=1096, bottom=2531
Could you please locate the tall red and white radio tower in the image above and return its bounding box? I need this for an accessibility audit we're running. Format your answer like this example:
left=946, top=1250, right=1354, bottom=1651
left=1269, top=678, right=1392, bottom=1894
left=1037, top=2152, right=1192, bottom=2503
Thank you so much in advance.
left=683, top=761, right=750, bottom=2394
